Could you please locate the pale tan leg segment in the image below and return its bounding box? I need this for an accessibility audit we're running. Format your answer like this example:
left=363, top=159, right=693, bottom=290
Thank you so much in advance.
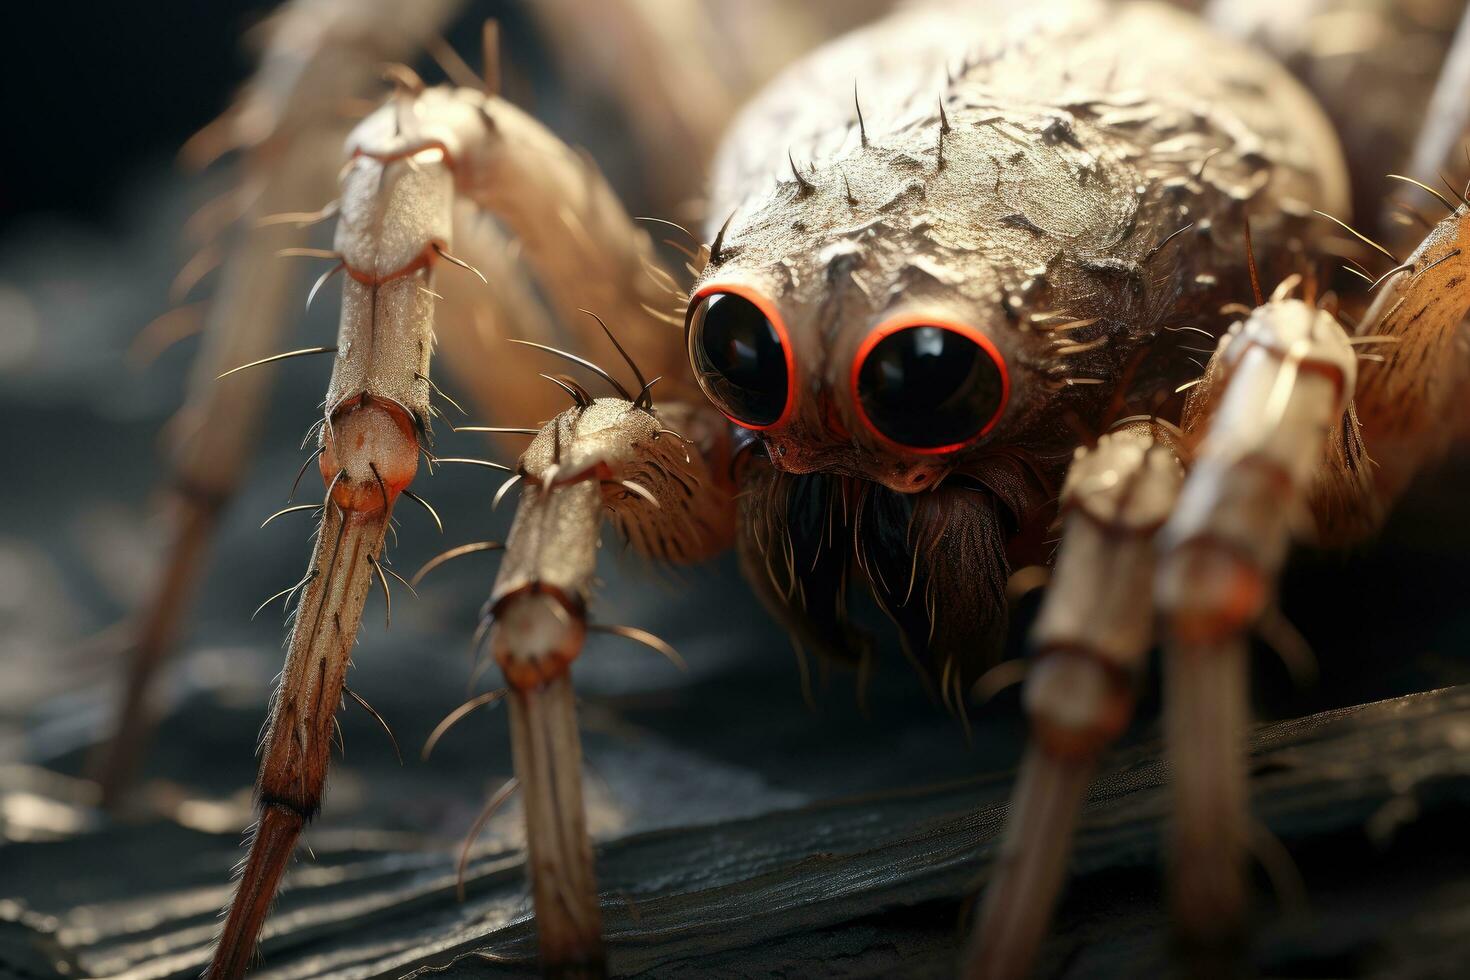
left=218, top=75, right=722, bottom=977
left=99, top=0, right=462, bottom=806
left=460, top=89, right=696, bottom=399
left=125, top=12, right=724, bottom=973
left=488, top=397, right=733, bottom=974
left=344, top=80, right=701, bottom=412
left=364, top=85, right=740, bottom=970
left=965, top=425, right=1184, bottom=980
left=1157, top=298, right=1356, bottom=949
left=209, top=82, right=461, bottom=979
left=494, top=480, right=604, bottom=976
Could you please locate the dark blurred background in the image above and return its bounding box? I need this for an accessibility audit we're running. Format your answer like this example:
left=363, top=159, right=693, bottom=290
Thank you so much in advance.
left=0, top=2, right=278, bottom=226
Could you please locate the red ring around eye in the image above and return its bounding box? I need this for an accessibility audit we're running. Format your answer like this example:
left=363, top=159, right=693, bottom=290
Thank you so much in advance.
left=687, top=282, right=798, bottom=431
left=849, top=314, right=1011, bottom=455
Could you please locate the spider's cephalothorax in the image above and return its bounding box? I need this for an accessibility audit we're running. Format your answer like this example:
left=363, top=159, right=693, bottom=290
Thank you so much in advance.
left=686, top=1, right=1347, bottom=687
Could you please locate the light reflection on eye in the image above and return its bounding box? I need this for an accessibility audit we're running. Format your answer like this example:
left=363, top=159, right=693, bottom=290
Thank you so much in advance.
left=913, top=327, right=945, bottom=358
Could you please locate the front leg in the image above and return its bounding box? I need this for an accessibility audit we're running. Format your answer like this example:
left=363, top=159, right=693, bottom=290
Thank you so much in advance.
left=488, top=395, right=734, bottom=975
left=967, top=296, right=1358, bottom=978
left=209, top=81, right=456, bottom=980
left=99, top=0, right=462, bottom=805
left=1157, top=297, right=1357, bottom=947
left=965, top=424, right=1185, bottom=979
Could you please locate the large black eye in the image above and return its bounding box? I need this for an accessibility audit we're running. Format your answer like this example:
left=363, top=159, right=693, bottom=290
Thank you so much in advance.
left=853, top=322, right=1009, bottom=451
left=687, top=289, right=792, bottom=428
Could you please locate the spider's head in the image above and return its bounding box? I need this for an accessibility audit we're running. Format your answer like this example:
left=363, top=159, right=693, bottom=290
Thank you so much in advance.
left=685, top=86, right=1171, bottom=497
left=685, top=160, right=1039, bottom=495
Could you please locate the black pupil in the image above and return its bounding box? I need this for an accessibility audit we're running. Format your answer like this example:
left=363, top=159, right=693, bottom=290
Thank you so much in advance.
left=856, top=326, right=1004, bottom=448
left=689, top=292, right=789, bottom=426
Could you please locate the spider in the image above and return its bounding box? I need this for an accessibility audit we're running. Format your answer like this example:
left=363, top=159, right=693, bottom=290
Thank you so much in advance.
left=95, top=0, right=1470, bottom=977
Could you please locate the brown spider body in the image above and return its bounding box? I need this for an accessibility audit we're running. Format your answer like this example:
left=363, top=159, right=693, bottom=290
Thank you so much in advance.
left=702, top=0, right=1349, bottom=686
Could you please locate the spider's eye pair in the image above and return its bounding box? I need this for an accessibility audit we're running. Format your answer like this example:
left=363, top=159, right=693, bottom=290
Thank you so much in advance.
left=687, top=288, right=1009, bottom=452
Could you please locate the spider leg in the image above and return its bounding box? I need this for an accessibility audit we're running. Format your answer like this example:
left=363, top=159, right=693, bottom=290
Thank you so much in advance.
left=1156, top=299, right=1357, bottom=949
left=965, top=423, right=1185, bottom=979
left=203, top=73, right=730, bottom=976
left=210, top=79, right=461, bottom=980
left=96, top=0, right=462, bottom=807
left=96, top=119, right=342, bottom=812
left=967, top=298, right=1360, bottom=977
left=487, top=398, right=735, bottom=973
left=1349, top=203, right=1470, bottom=518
